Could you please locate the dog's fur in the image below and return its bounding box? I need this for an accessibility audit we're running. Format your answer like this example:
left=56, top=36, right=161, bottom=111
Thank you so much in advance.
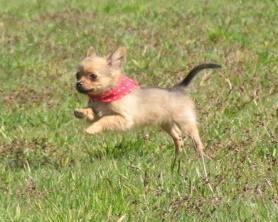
left=74, top=46, right=221, bottom=157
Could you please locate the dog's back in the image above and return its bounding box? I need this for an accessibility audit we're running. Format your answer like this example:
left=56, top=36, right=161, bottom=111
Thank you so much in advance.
left=111, top=86, right=195, bottom=129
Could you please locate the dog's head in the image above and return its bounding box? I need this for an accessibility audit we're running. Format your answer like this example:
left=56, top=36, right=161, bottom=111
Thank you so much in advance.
left=75, top=46, right=127, bottom=95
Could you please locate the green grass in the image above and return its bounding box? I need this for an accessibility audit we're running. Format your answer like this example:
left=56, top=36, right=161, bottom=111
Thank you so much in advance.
left=0, top=0, right=277, bottom=221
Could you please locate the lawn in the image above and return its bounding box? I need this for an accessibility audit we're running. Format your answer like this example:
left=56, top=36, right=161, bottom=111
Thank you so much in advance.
left=0, top=0, right=277, bottom=221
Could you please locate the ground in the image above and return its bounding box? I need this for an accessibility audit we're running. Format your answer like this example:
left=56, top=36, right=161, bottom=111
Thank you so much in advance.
left=0, top=0, right=277, bottom=221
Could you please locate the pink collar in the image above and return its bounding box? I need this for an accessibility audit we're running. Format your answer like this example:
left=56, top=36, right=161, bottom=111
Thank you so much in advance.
left=87, top=75, right=138, bottom=103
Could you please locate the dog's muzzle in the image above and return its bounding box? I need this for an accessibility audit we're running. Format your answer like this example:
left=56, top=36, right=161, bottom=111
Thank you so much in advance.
left=76, top=81, right=83, bottom=89
left=76, top=82, right=94, bottom=94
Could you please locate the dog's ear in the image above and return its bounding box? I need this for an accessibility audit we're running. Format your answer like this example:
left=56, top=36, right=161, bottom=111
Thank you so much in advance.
left=87, top=46, right=98, bottom=58
left=107, top=47, right=127, bottom=69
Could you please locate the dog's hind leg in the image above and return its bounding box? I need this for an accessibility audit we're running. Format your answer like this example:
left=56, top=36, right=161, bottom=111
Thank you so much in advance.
left=161, top=122, right=184, bottom=171
left=161, top=122, right=183, bottom=156
left=185, top=123, right=212, bottom=159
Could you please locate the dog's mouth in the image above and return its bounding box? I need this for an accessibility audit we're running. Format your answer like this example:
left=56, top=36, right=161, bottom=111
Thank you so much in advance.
left=76, top=87, right=95, bottom=94
left=76, top=88, right=94, bottom=94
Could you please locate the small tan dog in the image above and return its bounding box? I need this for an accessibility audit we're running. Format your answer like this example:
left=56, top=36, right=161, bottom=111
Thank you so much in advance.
left=74, top=46, right=221, bottom=159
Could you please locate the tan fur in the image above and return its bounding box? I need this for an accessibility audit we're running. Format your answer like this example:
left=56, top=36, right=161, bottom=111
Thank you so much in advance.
left=74, top=46, right=220, bottom=158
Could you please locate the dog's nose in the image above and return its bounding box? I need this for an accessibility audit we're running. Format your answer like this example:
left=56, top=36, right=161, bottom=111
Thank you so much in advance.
left=76, top=82, right=83, bottom=89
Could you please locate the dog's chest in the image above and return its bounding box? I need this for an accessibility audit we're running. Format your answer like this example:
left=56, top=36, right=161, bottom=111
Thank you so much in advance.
left=89, top=100, right=114, bottom=118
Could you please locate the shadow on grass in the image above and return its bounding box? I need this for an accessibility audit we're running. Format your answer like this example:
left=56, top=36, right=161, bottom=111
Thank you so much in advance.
left=84, top=138, right=146, bottom=162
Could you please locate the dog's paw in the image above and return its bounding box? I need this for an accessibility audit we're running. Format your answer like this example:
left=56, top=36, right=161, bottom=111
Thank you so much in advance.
left=74, top=109, right=86, bottom=119
left=199, top=150, right=213, bottom=160
left=86, top=127, right=98, bottom=135
left=74, top=108, right=95, bottom=121
left=85, top=124, right=103, bottom=135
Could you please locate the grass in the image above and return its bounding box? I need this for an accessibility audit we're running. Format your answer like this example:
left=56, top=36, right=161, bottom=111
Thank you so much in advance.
left=0, top=0, right=277, bottom=221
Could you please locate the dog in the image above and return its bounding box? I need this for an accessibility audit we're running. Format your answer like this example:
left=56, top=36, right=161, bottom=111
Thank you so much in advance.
left=74, top=46, right=221, bottom=159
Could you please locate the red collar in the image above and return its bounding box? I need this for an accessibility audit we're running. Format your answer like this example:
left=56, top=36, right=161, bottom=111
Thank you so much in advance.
left=87, top=75, right=138, bottom=103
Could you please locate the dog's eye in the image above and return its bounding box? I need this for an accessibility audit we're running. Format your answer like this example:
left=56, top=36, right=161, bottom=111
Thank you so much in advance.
left=76, top=73, right=82, bottom=80
left=89, top=74, right=98, bottom=81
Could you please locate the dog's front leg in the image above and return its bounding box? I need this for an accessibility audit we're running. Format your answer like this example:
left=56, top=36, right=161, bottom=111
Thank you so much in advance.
left=86, top=115, right=129, bottom=135
left=74, top=108, right=95, bottom=122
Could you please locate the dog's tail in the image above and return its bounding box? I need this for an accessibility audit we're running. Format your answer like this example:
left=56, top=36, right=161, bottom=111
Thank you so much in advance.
left=178, top=63, right=221, bottom=87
